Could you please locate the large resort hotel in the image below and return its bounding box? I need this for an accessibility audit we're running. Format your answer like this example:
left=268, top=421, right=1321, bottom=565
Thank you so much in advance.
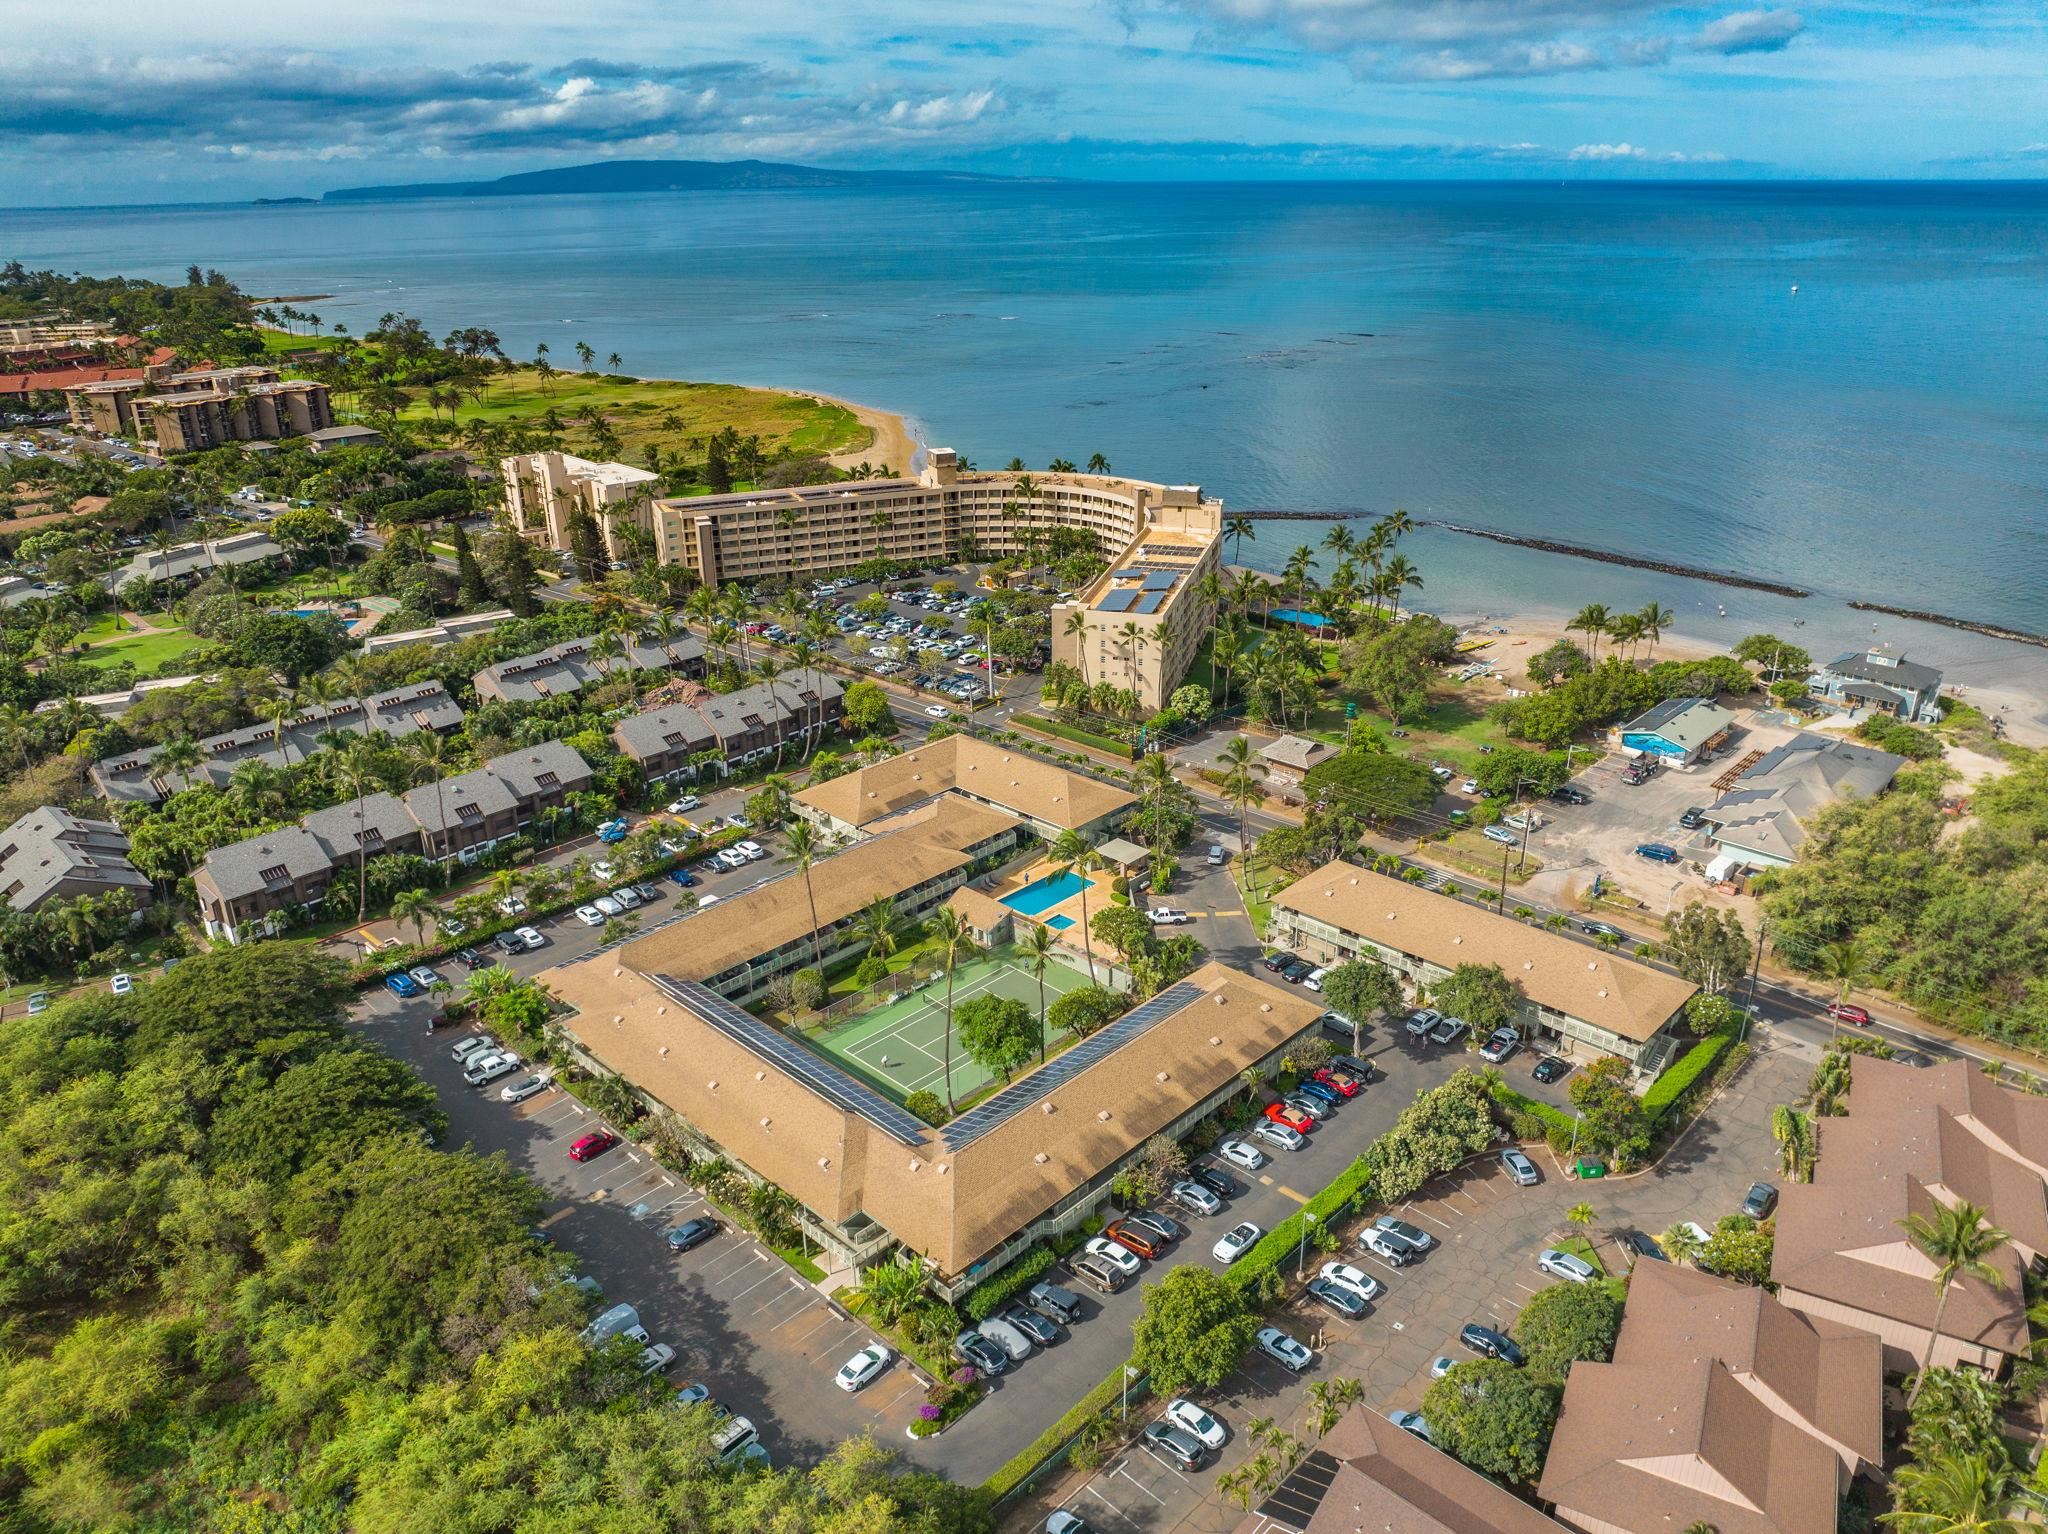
left=502, top=447, right=1224, bottom=710
left=544, top=736, right=1323, bottom=1289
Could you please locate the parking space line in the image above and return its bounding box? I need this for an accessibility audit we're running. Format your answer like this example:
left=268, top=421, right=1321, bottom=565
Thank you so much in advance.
left=730, top=1266, right=789, bottom=1304
left=1273, top=1185, right=1310, bottom=1204
left=750, top=1281, right=814, bottom=1320
left=1082, top=1485, right=1141, bottom=1527
left=1111, top=1461, right=1169, bottom=1504
left=783, top=1309, right=840, bottom=1347
left=705, top=1248, right=762, bottom=1283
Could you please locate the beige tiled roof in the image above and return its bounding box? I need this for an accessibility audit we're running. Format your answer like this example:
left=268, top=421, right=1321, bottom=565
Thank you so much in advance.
left=615, top=796, right=1018, bottom=982
left=794, top=734, right=1135, bottom=832
left=1614, top=1259, right=1882, bottom=1469
left=1540, top=1358, right=1839, bottom=1534
left=1272, top=861, right=1697, bottom=1042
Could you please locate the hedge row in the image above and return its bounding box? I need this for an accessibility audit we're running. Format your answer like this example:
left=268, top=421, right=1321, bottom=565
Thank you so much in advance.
left=1227, top=1155, right=1376, bottom=1290
left=1011, top=713, right=1135, bottom=759
left=1488, top=1080, right=1578, bottom=1139
left=1644, top=1028, right=1738, bottom=1124
left=984, top=1360, right=1147, bottom=1501
left=961, top=1244, right=1056, bottom=1322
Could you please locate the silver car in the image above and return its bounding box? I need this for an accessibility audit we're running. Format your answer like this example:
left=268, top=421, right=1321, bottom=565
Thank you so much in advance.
left=1501, top=1148, right=1540, bottom=1186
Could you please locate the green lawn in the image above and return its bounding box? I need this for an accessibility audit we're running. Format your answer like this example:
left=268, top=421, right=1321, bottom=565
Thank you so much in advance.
left=258, top=329, right=347, bottom=354
left=76, top=625, right=206, bottom=672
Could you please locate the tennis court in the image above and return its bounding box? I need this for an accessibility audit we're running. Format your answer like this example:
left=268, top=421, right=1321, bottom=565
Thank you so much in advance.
left=804, top=948, right=1095, bottom=1104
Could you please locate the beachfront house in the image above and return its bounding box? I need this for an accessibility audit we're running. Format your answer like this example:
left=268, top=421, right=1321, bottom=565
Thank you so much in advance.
left=1614, top=696, right=1736, bottom=765
left=1808, top=647, right=1943, bottom=724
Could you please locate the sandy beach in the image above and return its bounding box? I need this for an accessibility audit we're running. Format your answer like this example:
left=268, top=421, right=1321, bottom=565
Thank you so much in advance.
left=808, top=392, right=920, bottom=477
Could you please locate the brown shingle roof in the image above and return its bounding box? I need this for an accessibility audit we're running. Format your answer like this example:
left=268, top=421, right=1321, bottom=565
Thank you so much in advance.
left=1235, top=1408, right=1566, bottom=1534
left=1539, top=1358, right=1839, bottom=1534
left=1614, top=1259, right=1882, bottom=1471
left=1770, top=1169, right=2028, bottom=1355
left=794, top=734, right=1134, bottom=832
left=1271, top=861, right=1697, bottom=1042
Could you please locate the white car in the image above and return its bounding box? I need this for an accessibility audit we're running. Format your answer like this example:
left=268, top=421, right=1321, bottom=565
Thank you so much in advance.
left=1165, top=1398, right=1227, bottom=1450
left=1319, top=1262, right=1383, bottom=1303
left=463, top=1051, right=521, bottom=1087
left=736, top=840, right=767, bottom=861
left=497, top=896, right=527, bottom=917
left=592, top=861, right=618, bottom=882
left=593, top=895, right=624, bottom=917
left=1251, top=1120, right=1306, bottom=1152
left=110, top=972, right=134, bottom=995
left=1255, top=1327, right=1314, bottom=1372
left=1302, top=967, right=1326, bottom=991
left=924, top=705, right=950, bottom=718
left=612, top=887, right=643, bottom=909
left=637, top=1343, right=677, bottom=1376
left=1147, top=908, right=1191, bottom=925
left=451, top=1035, right=498, bottom=1063
left=1429, top=1356, right=1457, bottom=1379
left=500, top=1072, right=553, bottom=1103
left=1217, top=1138, right=1266, bottom=1172
left=574, top=905, right=605, bottom=927
left=408, top=966, right=442, bottom=988
left=1084, top=1237, right=1142, bottom=1277
left=1538, top=1248, right=1599, bottom=1284
left=835, top=1342, right=893, bottom=1392
left=514, top=926, right=546, bottom=950
left=1212, top=1222, right=1261, bottom=1264
left=1461, top=778, right=1481, bottom=794
left=1430, top=765, right=1453, bottom=780
left=666, top=795, right=700, bottom=814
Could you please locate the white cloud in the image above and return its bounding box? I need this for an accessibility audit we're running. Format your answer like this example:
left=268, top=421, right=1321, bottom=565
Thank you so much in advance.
left=1569, top=141, right=1728, bottom=162
left=882, top=88, right=1000, bottom=130
left=1690, top=9, right=1804, bottom=54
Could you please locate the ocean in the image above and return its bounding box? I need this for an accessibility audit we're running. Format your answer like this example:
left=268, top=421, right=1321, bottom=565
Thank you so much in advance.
left=6, top=180, right=2046, bottom=692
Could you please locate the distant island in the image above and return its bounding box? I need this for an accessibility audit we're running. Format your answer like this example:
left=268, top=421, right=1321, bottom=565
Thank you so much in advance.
left=252, top=196, right=316, bottom=206
left=321, top=157, right=1041, bottom=204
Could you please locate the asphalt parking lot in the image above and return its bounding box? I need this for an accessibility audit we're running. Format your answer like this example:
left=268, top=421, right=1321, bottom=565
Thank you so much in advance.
left=350, top=865, right=947, bottom=1469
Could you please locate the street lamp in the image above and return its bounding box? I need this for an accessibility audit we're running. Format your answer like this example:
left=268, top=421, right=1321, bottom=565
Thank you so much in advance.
left=1296, top=1211, right=1319, bottom=1280
left=1122, top=1363, right=1140, bottom=1422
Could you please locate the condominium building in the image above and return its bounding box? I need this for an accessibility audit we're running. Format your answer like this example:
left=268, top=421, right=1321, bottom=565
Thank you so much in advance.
left=67, top=365, right=330, bottom=444
left=0, top=807, right=153, bottom=914
left=793, top=732, right=1136, bottom=842
left=501, top=447, right=1224, bottom=709
left=502, top=450, right=662, bottom=554
left=107, top=531, right=283, bottom=589
left=92, top=681, right=465, bottom=804
left=612, top=675, right=845, bottom=780
left=193, top=740, right=591, bottom=939
left=472, top=632, right=707, bottom=704
left=1267, top=860, right=1699, bottom=1072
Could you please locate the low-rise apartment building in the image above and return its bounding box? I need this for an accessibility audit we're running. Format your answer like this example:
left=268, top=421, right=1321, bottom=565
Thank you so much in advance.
left=108, top=531, right=283, bottom=588
left=793, top=732, right=1136, bottom=843
left=1267, top=861, right=1698, bottom=1071
left=1771, top=1054, right=2048, bottom=1376
left=612, top=675, right=845, bottom=781
left=67, top=364, right=278, bottom=435
left=194, top=740, right=592, bottom=939
left=472, top=632, right=707, bottom=703
left=92, top=681, right=465, bottom=804
left=502, top=451, right=662, bottom=556
left=1614, top=696, right=1736, bottom=764
left=361, top=609, right=514, bottom=654
left=0, top=807, right=154, bottom=914
left=145, top=379, right=334, bottom=452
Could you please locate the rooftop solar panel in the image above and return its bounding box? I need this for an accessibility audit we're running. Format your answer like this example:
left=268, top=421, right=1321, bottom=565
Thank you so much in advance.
left=940, top=980, right=1206, bottom=1150
left=1113, top=568, right=1145, bottom=579
left=1096, top=588, right=1139, bottom=613
left=1257, top=1450, right=1341, bottom=1525
left=1132, top=591, right=1166, bottom=615
left=1141, top=572, right=1177, bottom=591
left=652, top=975, right=932, bottom=1147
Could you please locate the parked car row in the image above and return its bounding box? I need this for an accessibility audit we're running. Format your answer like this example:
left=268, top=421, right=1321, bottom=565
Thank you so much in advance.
left=953, top=1279, right=1090, bottom=1376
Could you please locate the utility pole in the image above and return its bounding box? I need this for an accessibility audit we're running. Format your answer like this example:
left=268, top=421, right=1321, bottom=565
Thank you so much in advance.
left=1497, top=838, right=1511, bottom=912
left=1740, top=917, right=1767, bottom=1044
left=1296, top=1212, right=1319, bottom=1280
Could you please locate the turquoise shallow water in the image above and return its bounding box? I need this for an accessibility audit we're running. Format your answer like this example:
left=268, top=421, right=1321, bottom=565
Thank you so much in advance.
left=5, top=180, right=2045, bottom=688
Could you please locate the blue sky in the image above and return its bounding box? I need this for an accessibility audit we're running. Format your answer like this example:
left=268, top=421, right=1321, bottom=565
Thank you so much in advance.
left=3, top=0, right=2043, bottom=204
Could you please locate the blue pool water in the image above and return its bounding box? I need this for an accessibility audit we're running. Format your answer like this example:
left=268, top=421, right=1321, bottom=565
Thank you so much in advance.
left=1267, top=608, right=1331, bottom=629
left=1045, top=914, right=1075, bottom=932
left=1000, top=870, right=1095, bottom=916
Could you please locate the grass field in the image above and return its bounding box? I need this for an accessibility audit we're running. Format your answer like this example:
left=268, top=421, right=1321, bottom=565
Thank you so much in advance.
left=75, top=612, right=205, bottom=672
left=390, top=367, right=874, bottom=467
left=804, top=949, right=1093, bottom=1106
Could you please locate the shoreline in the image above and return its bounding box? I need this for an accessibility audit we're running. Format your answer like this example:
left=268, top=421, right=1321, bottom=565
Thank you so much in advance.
left=1422, top=521, right=1813, bottom=600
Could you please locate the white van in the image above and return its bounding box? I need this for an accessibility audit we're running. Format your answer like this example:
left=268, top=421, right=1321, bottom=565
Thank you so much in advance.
left=713, top=1416, right=759, bottom=1465
left=579, top=1302, right=642, bottom=1348
left=977, top=1316, right=1035, bottom=1363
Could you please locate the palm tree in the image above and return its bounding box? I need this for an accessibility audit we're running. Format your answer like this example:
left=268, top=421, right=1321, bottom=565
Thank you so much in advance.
left=1660, top=1221, right=1706, bottom=1267
left=1049, top=829, right=1100, bottom=983
left=1607, top=612, right=1646, bottom=661
left=1116, top=621, right=1147, bottom=698
left=1900, top=1200, right=2010, bottom=1407
left=1882, top=1452, right=2027, bottom=1532
left=269, top=695, right=302, bottom=766
left=1818, top=937, right=1872, bottom=1039
left=1321, top=525, right=1355, bottom=566
left=1303, top=1377, right=1363, bottom=1438
left=1638, top=602, right=1675, bottom=659
left=407, top=730, right=454, bottom=884
left=1134, top=750, right=1178, bottom=869
left=1062, top=609, right=1092, bottom=691
left=1770, top=1103, right=1813, bottom=1180
left=153, top=735, right=203, bottom=800
left=1567, top=603, right=1610, bottom=663
left=1226, top=515, right=1256, bottom=566
left=1021, top=921, right=1056, bottom=1065
left=853, top=894, right=897, bottom=970
left=1382, top=554, right=1422, bottom=621
left=924, top=906, right=979, bottom=1109
left=782, top=820, right=827, bottom=973
left=1218, top=735, right=1267, bottom=892
left=334, top=741, right=381, bottom=920
left=391, top=887, right=435, bottom=948
left=1086, top=452, right=1110, bottom=474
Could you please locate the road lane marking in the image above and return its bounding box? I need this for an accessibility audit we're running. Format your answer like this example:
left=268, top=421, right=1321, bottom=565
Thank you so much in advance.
left=1274, top=1185, right=1310, bottom=1204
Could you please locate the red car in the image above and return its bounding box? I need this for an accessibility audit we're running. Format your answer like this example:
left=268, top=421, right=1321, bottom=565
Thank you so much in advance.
left=1313, top=1068, right=1362, bottom=1098
left=1826, top=1002, right=1872, bottom=1027
left=1264, top=1102, right=1315, bottom=1133
left=1103, top=1220, right=1164, bottom=1260
left=569, top=1130, right=620, bottom=1163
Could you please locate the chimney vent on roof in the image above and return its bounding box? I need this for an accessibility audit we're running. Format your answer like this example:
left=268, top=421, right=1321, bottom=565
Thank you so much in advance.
left=707, top=1080, right=717, bottom=1091
left=756, top=1070, right=766, bottom=1081
left=1210, top=1035, right=1223, bottom=1046
left=1097, top=1109, right=1112, bottom=1121
left=1523, top=961, right=1534, bottom=971
left=1260, top=1003, right=1271, bottom=1013
left=1034, top=1152, right=1048, bottom=1164
left=759, top=1117, right=771, bottom=1129
left=1214, top=993, right=1227, bottom=1005
left=937, top=1163, right=949, bottom=1175
left=1157, top=1071, right=1170, bottom=1083
left=658, top=1046, right=669, bottom=1057
left=908, top=1158, right=921, bottom=1172
left=819, top=1157, right=831, bottom=1170
left=1597, top=989, right=1609, bottom=998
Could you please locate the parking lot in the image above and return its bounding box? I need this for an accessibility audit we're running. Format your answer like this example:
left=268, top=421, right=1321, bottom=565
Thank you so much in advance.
left=1025, top=1035, right=1809, bottom=1534
left=356, top=970, right=936, bottom=1466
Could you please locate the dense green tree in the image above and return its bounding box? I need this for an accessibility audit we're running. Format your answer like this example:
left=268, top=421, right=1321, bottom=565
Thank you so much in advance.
left=1301, top=750, right=1438, bottom=828
left=1567, top=1057, right=1651, bottom=1164
left=1513, top=1280, right=1624, bottom=1384
left=841, top=679, right=895, bottom=736
left=1047, top=985, right=1125, bottom=1039
left=1731, top=633, right=1812, bottom=679
left=1130, top=1266, right=1260, bottom=1395
left=1700, top=1214, right=1775, bottom=1287
left=212, top=1048, right=445, bottom=1184
left=1420, top=1359, right=1559, bottom=1483
left=1318, top=959, right=1405, bottom=1051
left=1663, top=903, right=1755, bottom=995
left=954, top=993, right=1040, bottom=1084
left=1470, top=746, right=1571, bottom=799
left=1431, top=962, right=1523, bottom=1035
left=1526, top=639, right=1590, bottom=686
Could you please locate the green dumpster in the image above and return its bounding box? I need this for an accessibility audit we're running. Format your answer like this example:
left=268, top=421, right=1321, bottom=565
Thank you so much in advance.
left=1575, top=1158, right=1608, bottom=1179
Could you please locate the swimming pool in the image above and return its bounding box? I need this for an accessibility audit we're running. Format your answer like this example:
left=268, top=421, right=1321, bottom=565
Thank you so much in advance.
left=1000, top=870, right=1095, bottom=916
left=1045, top=914, right=1075, bottom=931
left=1267, top=607, right=1331, bottom=629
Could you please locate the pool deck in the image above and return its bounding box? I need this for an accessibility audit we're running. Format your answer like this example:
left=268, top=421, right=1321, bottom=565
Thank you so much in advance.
left=985, top=857, right=1104, bottom=942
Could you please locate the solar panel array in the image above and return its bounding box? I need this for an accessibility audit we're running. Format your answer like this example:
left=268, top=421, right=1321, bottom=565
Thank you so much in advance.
left=1096, top=588, right=1138, bottom=614
left=1132, top=591, right=1166, bottom=616
left=939, top=979, right=1207, bottom=1150
left=653, top=974, right=933, bottom=1147
left=1141, top=571, right=1177, bottom=591
left=1255, top=1450, right=1341, bottom=1527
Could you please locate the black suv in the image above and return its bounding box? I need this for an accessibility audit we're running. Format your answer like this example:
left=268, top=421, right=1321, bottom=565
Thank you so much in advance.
left=1552, top=785, right=1591, bottom=806
left=1190, top=1165, right=1239, bottom=1200
left=1026, top=1281, right=1083, bottom=1325
left=952, top=1330, right=1010, bottom=1375
left=1459, top=1324, right=1524, bottom=1365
